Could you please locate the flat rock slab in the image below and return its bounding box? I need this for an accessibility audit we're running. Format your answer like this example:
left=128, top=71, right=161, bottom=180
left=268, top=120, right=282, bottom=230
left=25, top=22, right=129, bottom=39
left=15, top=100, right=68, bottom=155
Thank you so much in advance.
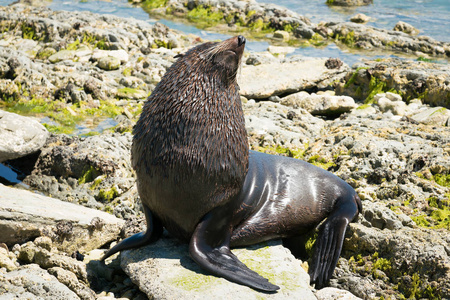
left=120, top=236, right=316, bottom=300
left=0, top=110, right=49, bottom=162
left=0, top=183, right=124, bottom=252
left=239, top=58, right=348, bottom=99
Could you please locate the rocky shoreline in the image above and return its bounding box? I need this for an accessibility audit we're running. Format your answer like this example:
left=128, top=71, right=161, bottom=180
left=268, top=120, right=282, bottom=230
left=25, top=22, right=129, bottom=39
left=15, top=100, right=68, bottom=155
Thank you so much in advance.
left=1, top=2, right=449, bottom=300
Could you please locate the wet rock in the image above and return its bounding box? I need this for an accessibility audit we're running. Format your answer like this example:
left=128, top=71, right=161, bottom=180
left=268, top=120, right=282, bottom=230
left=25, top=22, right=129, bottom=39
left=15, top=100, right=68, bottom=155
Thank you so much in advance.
left=0, top=110, right=49, bottom=162
left=326, top=0, right=372, bottom=6
left=280, top=91, right=356, bottom=117
left=393, top=21, right=419, bottom=36
left=350, top=13, right=370, bottom=24
left=239, top=57, right=349, bottom=99
left=325, top=58, right=343, bottom=69
left=0, top=183, right=124, bottom=253
left=326, top=22, right=448, bottom=57
left=120, top=236, right=316, bottom=299
left=0, top=264, right=79, bottom=299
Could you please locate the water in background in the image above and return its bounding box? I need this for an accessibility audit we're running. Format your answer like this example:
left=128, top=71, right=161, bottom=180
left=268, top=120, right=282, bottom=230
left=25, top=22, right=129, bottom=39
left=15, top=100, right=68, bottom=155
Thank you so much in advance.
left=0, top=0, right=448, bottom=65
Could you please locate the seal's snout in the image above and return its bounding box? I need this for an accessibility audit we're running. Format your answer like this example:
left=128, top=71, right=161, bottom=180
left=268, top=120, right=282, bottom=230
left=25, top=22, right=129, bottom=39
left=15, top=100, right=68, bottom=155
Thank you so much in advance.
left=237, top=35, right=246, bottom=47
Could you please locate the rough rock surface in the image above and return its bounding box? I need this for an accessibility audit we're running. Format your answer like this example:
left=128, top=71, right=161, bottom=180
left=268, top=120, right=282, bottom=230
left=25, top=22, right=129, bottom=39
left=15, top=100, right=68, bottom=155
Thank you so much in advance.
left=0, top=264, right=80, bottom=299
left=120, top=236, right=316, bottom=299
left=0, top=183, right=124, bottom=253
left=0, top=110, right=49, bottom=162
left=336, top=58, right=450, bottom=108
left=280, top=91, right=356, bottom=117
left=239, top=57, right=349, bottom=99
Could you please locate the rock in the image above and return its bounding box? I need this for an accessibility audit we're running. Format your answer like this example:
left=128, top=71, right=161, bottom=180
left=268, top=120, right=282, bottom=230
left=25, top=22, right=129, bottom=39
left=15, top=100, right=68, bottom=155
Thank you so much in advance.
left=325, top=22, right=448, bottom=57
left=393, top=21, right=419, bottom=35
left=0, top=183, right=124, bottom=253
left=0, top=264, right=79, bottom=299
left=315, top=287, right=362, bottom=300
left=350, top=13, right=370, bottom=24
left=273, top=30, right=290, bottom=41
left=48, top=50, right=76, bottom=63
left=239, top=57, right=349, bottom=99
left=0, top=110, right=49, bottom=162
left=409, top=107, right=450, bottom=126
left=243, top=101, right=326, bottom=148
left=326, top=0, right=373, bottom=6
left=267, top=46, right=296, bottom=56
left=116, top=88, right=148, bottom=100
left=374, top=93, right=407, bottom=116
left=0, top=247, right=17, bottom=271
left=48, top=267, right=96, bottom=300
left=120, top=236, right=316, bottom=299
left=91, top=49, right=129, bottom=64
left=325, top=58, right=343, bottom=69
left=336, top=58, right=450, bottom=107
left=97, top=56, right=121, bottom=71
left=280, top=91, right=357, bottom=117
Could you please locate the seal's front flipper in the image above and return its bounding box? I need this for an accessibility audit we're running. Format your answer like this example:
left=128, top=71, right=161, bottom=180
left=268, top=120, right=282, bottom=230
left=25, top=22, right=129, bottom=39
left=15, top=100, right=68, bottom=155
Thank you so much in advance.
left=189, top=207, right=280, bottom=292
left=309, top=194, right=361, bottom=289
left=101, top=204, right=163, bottom=261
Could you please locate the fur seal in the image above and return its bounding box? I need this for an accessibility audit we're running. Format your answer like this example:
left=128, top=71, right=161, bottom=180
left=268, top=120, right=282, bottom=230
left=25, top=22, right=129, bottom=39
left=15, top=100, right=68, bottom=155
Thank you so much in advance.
left=102, top=35, right=362, bottom=291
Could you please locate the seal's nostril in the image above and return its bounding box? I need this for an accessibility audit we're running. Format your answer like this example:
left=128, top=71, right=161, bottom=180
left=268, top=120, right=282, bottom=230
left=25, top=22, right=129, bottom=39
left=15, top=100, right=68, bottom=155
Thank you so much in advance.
left=237, top=35, right=246, bottom=46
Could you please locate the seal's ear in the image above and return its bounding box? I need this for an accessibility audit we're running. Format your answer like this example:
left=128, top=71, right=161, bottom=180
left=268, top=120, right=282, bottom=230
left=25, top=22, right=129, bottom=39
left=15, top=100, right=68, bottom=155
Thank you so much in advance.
left=174, top=53, right=184, bottom=59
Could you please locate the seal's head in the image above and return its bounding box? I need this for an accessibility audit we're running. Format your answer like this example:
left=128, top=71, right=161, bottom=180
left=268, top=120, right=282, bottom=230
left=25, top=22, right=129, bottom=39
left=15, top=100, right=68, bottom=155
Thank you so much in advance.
left=175, top=35, right=246, bottom=84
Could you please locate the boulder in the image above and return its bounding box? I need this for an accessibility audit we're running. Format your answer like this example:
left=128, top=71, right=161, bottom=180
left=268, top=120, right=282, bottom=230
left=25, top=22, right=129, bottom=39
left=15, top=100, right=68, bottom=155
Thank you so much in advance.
left=393, top=21, right=419, bottom=35
left=0, top=183, right=124, bottom=253
left=0, top=110, right=49, bottom=162
left=280, top=91, right=356, bottom=117
left=120, top=236, right=316, bottom=299
left=239, top=57, right=348, bottom=99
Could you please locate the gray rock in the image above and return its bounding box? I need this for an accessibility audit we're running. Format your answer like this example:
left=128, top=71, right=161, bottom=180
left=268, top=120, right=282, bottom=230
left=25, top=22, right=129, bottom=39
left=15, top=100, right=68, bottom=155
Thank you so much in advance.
left=0, top=183, right=124, bottom=253
left=349, top=13, right=370, bottom=24
left=48, top=50, right=76, bottom=63
left=48, top=267, right=96, bottom=300
left=393, top=21, right=419, bottom=35
left=315, top=287, right=362, bottom=300
left=97, top=56, right=121, bottom=71
left=0, top=110, right=49, bottom=162
left=239, top=57, right=349, bottom=99
left=374, top=94, right=407, bottom=116
left=243, top=101, right=326, bottom=148
left=120, top=236, right=316, bottom=299
left=280, top=91, right=356, bottom=116
left=409, top=106, right=450, bottom=126
left=0, top=264, right=79, bottom=299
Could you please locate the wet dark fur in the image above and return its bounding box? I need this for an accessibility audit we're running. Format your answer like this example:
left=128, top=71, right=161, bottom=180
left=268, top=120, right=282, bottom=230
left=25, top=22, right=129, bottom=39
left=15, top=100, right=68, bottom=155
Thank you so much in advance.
left=131, top=37, right=248, bottom=241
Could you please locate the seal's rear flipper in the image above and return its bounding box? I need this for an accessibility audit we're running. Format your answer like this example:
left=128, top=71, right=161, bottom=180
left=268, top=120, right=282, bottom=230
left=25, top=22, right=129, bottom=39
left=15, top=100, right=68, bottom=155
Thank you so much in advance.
left=190, top=207, right=280, bottom=292
left=309, top=193, right=361, bottom=289
left=101, top=204, right=163, bottom=261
